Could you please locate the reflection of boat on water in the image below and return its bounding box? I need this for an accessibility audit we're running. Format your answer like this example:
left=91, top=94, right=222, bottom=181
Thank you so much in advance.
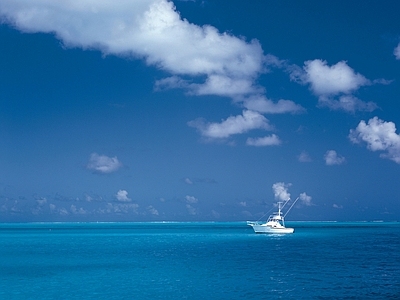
left=247, top=198, right=298, bottom=234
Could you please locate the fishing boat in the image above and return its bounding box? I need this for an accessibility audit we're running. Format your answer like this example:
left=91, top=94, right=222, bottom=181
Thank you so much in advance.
left=247, top=199, right=297, bottom=234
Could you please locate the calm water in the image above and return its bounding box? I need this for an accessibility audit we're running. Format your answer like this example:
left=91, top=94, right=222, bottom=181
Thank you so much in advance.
left=0, top=222, right=399, bottom=299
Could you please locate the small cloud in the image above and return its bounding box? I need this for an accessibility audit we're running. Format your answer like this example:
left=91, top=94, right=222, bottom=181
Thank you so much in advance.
left=59, top=207, right=69, bottom=216
left=115, top=190, right=131, bottom=202
left=333, top=204, right=343, bottom=209
left=36, top=198, right=47, bottom=206
left=70, top=205, right=87, bottom=215
left=87, top=153, right=122, bottom=174
left=239, top=201, right=247, bottom=207
left=349, top=116, right=400, bottom=164
left=324, top=150, right=345, bottom=165
left=147, top=205, right=159, bottom=216
left=242, top=95, right=305, bottom=114
left=272, top=182, right=291, bottom=201
left=298, top=151, right=312, bottom=162
left=185, top=195, right=198, bottom=204
left=394, top=43, right=400, bottom=60
left=246, top=134, right=281, bottom=146
left=299, top=192, right=312, bottom=206
left=184, top=178, right=193, bottom=185
left=186, top=204, right=197, bottom=215
left=318, top=95, right=378, bottom=113
left=107, top=203, right=139, bottom=214
left=373, top=78, right=393, bottom=85
left=188, top=110, right=272, bottom=139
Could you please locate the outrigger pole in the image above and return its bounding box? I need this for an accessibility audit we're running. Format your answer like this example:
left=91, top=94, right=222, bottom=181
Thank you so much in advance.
left=284, top=197, right=299, bottom=217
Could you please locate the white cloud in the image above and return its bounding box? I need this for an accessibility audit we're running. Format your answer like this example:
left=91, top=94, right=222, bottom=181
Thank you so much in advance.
left=272, top=182, right=291, bottom=201
left=147, top=205, right=159, bottom=215
left=324, top=150, right=345, bottom=165
left=298, top=151, right=312, bottom=162
left=349, top=117, right=400, bottom=164
left=186, top=204, right=197, bottom=215
left=246, top=134, right=281, bottom=146
left=36, top=198, right=47, bottom=206
left=318, top=95, right=378, bottom=113
left=184, top=178, right=193, bottom=185
left=394, top=43, right=400, bottom=60
left=333, top=204, right=343, bottom=209
left=59, top=207, right=69, bottom=216
left=303, top=60, right=370, bottom=96
left=87, top=153, right=122, bottom=174
left=185, top=195, right=198, bottom=204
left=116, top=189, right=131, bottom=202
left=106, top=202, right=139, bottom=214
left=191, top=75, right=261, bottom=97
left=242, top=95, right=305, bottom=114
left=299, top=192, right=312, bottom=206
left=188, top=110, right=272, bottom=139
left=291, top=59, right=377, bottom=113
left=70, top=205, right=87, bottom=215
left=0, top=0, right=265, bottom=100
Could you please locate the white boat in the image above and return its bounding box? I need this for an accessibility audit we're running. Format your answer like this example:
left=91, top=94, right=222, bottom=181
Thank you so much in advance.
left=247, top=200, right=296, bottom=234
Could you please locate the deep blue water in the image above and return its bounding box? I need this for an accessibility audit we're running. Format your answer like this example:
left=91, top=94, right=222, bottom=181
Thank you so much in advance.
left=0, top=222, right=399, bottom=299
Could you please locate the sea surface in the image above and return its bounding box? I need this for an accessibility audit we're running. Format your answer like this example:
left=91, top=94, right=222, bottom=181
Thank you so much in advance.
left=0, top=222, right=399, bottom=299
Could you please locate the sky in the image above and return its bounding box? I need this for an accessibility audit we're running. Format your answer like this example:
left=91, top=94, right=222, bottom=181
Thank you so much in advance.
left=1, top=0, right=400, bottom=222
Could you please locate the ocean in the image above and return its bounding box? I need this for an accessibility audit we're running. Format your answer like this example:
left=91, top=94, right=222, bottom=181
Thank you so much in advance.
left=0, top=222, right=399, bottom=299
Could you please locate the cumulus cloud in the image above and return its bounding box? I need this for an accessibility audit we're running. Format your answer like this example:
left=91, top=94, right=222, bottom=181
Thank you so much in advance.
left=188, top=110, right=272, bottom=139
left=115, top=189, right=131, bottom=202
left=349, top=117, right=400, bottom=163
left=299, top=192, right=312, bottom=206
left=291, top=59, right=378, bottom=113
left=0, top=0, right=268, bottom=101
left=246, top=134, right=281, bottom=146
left=324, top=150, right=346, bottom=165
left=394, top=43, right=400, bottom=60
left=272, top=182, right=291, bottom=201
left=87, top=153, right=122, bottom=174
left=302, top=60, right=370, bottom=95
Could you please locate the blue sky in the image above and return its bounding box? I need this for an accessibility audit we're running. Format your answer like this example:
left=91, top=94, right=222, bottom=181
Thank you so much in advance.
left=1, top=0, right=400, bottom=222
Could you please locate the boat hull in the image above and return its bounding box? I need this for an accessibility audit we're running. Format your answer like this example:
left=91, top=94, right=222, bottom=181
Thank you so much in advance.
left=250, top=225, right=294, bottom=234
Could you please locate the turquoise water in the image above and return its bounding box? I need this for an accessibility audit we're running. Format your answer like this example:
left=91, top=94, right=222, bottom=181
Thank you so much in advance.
left=1, top=222, right=399, bottom=299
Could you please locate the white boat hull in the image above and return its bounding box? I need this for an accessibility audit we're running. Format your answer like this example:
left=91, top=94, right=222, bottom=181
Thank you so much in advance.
left=250, top=224, right=294, bottom=234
